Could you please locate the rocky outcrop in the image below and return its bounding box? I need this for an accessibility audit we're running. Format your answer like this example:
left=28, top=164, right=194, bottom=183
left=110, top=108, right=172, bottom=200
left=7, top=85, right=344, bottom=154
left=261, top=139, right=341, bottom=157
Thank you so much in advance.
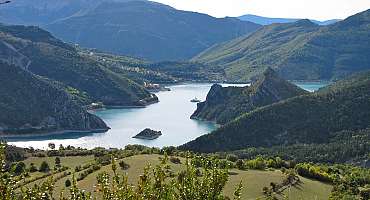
left=0, top=62, right=109, bottom=135
left=133, top=128, right=162, bottom=140
left=191, top=68, right=308, bottom=124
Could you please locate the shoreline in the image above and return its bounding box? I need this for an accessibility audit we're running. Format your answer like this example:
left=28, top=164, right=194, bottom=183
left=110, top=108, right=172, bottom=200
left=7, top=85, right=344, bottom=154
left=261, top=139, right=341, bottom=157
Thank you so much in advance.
left=0, top=128, right=109, bottom=139
left=88, top=98, right=160, bottom=111
left=190, top=116, right=221, bottom=128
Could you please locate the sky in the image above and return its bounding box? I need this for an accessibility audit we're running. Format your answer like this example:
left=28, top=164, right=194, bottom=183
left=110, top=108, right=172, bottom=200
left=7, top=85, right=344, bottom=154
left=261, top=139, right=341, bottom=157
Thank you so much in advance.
left=152, top=0, right=370, bottom=21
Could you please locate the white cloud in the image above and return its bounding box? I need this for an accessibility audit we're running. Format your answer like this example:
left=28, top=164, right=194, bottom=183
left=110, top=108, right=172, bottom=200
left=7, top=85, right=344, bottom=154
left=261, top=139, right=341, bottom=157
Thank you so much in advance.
left=152, top=0, right=370, bottom=20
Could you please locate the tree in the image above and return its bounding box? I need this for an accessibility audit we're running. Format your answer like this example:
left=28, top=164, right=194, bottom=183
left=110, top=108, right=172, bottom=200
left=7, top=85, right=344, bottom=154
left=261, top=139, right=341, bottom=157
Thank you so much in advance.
left=48, top=143, right=56, bottom=150
left=65, top=179, right=72, bottom=187
left=235, top=159, right=244, bottom=170
left=12, top=162, right=26, bottom=175
left=226, top=154, right=238, bottom=162
left=29, top=163, right=38, bottom=172
left=55, top=157, right=61, bottom=168
left=39, top=161, right=50, bottom=172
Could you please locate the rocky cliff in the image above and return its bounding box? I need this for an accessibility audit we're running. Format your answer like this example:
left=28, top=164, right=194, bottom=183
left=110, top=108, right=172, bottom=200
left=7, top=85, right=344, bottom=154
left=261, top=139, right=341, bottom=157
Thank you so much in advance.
left=0, top=62, right=108, bottom=135
left=191, top=68, right=308, bottom=124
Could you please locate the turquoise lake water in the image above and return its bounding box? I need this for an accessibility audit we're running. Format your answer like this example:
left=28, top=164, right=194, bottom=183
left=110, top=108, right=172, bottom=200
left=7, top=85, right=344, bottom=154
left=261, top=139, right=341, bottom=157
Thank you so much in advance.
left=7, top=82, right=327, bottom=149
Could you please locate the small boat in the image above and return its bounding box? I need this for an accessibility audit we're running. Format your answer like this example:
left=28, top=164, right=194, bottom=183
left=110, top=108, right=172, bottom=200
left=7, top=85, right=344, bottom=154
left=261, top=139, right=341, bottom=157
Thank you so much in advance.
left=190, top=97, right=201, bottom=103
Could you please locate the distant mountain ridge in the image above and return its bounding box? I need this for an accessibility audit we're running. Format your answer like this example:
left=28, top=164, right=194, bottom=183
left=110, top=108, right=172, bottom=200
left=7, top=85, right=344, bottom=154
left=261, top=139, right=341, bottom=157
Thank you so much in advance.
left=0, top=0, right=143, bottom=26
left=191, top=68, right=307, bottom=124
left=193, top=9, right=370, bottom=82
left=0, top=0, right=261, bottom=61
left=181, top=70, right=370, bottom=152
left=238, top=14, right=340, bottom=25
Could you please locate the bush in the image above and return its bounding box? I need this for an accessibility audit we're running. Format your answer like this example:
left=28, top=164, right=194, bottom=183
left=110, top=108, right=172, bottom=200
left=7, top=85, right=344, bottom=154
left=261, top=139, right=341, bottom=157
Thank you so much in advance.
left=39, top=161, right=50, bottom=172
left=295, top=163, right=333, bottom=183
left=245, top=156, right=266, bottom=170
left=77, top=164, right=102, bottom=181
left=29, top=163, right=38, bottom=172
left=226, top=154, right=238, bottom=162
left=55, top=157, right=61, bottom=168
left=12, top=162, right=26, bottom=175
left=235, top=159, right=244, bottom=170
left=118, top=161, right=130, bottom=170
left=169, top=157, right=181, bottom=164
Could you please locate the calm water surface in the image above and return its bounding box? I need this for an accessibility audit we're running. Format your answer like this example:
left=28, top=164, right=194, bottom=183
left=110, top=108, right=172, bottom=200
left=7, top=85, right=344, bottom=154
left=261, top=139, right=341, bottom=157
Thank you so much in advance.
left=7, top=82, right=327, bottom=149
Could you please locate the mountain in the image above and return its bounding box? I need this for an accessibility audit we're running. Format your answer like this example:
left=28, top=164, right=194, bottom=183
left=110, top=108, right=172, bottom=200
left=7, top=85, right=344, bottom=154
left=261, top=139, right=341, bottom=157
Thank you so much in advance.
left=0, top=0, right=128, bottom=26
left=238, top=14, right=340, bottom=25
left=0, top=24, right=157, bottom=106
left=0, top=0, right=260, bottom=61
left=144, top=61, right=227, bottom=82
left=0, top=62, right=108, bottom=135
left=193, top=9, right=370, bottom=82
left=191, top=68, right=307, bottom=124
left=181, top=70, right=370, bottom=152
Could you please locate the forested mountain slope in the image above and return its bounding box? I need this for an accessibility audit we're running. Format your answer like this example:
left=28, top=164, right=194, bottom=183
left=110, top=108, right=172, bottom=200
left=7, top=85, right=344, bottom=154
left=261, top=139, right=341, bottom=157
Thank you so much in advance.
left=0, top=62, right=108, bottom=135
left=181, top=70, right=370, bottom=152
left=193, top=9, right=370, bottom=82
left=0, top=24, right=156, bottom=106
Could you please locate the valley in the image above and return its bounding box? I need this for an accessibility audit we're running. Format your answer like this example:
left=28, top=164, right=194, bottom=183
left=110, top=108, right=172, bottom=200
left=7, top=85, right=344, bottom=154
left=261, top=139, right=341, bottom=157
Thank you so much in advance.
left=0, top=1, right=369, bottom=199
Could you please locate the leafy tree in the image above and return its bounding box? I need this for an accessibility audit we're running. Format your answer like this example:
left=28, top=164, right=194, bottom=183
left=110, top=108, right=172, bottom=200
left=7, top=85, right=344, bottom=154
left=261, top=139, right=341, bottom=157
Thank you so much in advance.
left=65, top=179, right=72, bottom=187
left=55, top=157, right=61, bottom=168
left=226, top=154, right=238, bottom=162
left=235, top=159, right=244, bottom=170
left=48, top=143, right=56, bottom=150
left=39, top=161, right=50, bottom=172
left=12, top=162, right=26, bottom=175
left=29, top=163, right=38, bottom=172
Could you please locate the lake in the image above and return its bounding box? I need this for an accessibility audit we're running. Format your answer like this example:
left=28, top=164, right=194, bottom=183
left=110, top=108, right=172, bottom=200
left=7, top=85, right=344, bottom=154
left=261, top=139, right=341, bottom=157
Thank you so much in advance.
left=7, top=82, right=327, bottom=149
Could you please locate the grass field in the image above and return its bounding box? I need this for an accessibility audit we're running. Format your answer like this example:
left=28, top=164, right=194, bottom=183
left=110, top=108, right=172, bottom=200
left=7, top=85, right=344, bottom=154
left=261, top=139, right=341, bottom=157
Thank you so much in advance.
left=20, top=154, right=332, bottom=199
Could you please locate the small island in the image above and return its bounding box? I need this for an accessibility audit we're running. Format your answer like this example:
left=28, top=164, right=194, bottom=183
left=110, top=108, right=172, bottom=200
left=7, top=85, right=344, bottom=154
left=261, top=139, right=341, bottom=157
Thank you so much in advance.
left=133, top=128, right=162, bottom=140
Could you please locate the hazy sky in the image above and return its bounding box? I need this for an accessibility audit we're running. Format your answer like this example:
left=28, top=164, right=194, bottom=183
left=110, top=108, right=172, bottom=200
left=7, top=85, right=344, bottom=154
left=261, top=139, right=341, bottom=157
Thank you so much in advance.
left=152, top=0, right=370, bottom=20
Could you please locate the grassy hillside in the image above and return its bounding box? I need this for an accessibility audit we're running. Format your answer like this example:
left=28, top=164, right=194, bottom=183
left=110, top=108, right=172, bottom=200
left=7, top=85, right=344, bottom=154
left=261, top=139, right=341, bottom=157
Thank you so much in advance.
left=16, top=152, right=332, bottom=200
left=181, top=70, right=370, bottom=152
left=191, top=68, right=307, bottom=124
left=44, top=0, right=260, bottom=61
left=0, top=24, right=157, bottom=106
left=193, top=9, right=370, bottom=81
left=0, top=62, right=108, bottom=134
left=4, top=144, right=369, bottom=199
